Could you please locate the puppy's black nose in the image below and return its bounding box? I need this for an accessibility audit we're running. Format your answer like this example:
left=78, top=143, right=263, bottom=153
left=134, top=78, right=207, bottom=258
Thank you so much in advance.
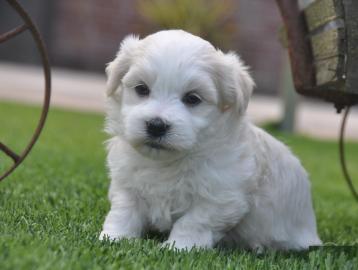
left=146, top=117, right=170, bottom=138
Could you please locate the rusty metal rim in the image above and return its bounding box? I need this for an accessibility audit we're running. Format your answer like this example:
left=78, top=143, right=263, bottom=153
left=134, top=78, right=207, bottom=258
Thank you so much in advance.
left=339, top=106, right=358, bottom=202
left=0, top=0, right=51, bottom=182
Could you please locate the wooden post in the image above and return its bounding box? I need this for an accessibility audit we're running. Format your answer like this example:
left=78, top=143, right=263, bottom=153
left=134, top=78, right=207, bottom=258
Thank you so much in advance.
left=280, top=53, right=298, bottom=133
left=275, top=0, right=315, bottom=94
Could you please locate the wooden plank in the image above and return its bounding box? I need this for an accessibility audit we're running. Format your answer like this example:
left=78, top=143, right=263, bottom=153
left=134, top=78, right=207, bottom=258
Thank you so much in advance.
left=315, top=56, right=343, bottom=85
left=310, top=28, right=344, bottom=60
left=305, top=0, right=343, bottom=32
left=344, top=0, right=358, bottom=94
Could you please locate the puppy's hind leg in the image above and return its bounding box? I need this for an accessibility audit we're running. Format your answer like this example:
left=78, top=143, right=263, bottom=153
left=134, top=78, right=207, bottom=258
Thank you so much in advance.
left=163, top=199, right=249, bottom=250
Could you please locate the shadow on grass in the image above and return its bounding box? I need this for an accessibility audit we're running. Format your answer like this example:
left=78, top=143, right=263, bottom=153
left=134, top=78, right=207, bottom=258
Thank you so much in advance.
left=125, top=230, right=358, bottom=261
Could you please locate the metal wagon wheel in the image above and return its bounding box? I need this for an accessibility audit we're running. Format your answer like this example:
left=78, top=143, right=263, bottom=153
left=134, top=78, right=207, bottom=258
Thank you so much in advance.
left=0, top=0, right=51, bottom=182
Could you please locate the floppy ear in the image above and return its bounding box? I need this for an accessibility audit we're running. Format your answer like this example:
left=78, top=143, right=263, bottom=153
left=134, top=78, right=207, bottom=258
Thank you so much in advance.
left=215, top=51, right=255, bottom=114
left=106, top=35, right=141, bottom=96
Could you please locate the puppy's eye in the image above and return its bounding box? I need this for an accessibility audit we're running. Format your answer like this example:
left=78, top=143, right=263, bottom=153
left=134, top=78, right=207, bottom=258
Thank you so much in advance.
left=182, top=92, right=202, bottom=106
left=134, top=84, right=150, bottom=97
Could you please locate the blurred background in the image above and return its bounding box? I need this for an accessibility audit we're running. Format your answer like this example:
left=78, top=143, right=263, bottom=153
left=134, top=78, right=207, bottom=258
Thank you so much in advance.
left=0, top=0, right=357, bottom=139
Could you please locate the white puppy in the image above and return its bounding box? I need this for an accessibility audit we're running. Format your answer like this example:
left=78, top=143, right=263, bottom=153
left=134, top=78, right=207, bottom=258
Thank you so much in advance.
left=100, top=30, right=321, bottom=251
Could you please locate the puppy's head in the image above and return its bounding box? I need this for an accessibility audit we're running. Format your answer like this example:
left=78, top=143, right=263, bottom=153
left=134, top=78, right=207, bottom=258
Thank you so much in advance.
left=105, top=30, right=254, bottom=160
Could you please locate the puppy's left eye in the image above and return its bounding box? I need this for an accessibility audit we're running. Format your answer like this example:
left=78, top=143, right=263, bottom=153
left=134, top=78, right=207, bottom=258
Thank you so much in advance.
left=182, top=92, right=202, bottom=106
left=134, top=84, right=150, bottom=97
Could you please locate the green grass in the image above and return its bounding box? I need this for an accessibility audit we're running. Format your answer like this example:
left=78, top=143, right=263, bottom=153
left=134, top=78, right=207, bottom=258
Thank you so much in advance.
left=0, top=101, right=357, bottom=269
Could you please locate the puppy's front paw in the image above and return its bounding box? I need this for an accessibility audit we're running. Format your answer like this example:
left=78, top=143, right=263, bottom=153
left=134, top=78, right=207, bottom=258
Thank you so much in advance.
left=99, top=231, right=119, bottom=241
left=99, top=230, right=136, bottom=242
left=161, top=239, right=193, bottom=251
left=161, top=236, right=212, bottom=251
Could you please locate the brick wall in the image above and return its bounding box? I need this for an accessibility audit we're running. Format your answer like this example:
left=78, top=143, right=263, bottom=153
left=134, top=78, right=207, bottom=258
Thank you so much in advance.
left=0, top=0, right=286, bottom=94
left=51, top=0, right=140, bottom=71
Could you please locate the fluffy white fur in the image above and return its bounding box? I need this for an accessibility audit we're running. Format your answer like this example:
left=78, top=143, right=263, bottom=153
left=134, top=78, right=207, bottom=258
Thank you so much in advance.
left=100, top=30, right=321, bottom=251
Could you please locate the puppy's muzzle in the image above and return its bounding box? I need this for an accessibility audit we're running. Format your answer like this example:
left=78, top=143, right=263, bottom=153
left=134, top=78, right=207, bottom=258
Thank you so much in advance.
left=146, top=117, right=171, bottom=138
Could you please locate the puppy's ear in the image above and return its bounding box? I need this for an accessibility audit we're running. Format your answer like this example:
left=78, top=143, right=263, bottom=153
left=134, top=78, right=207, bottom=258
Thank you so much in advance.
left=215, top=51, right=255, bottom=114
left=106, top=35, right=141, bottom=96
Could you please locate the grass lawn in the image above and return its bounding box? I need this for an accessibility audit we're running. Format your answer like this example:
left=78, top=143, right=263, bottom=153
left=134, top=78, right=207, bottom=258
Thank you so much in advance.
left=0, top=101, right=357, bottom=269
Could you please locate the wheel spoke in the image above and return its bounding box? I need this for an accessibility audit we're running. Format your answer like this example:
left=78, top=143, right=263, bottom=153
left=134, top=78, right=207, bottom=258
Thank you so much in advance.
left=0, top=142, right=20, bottom=163
left=0, top=24, right=28, bottom=43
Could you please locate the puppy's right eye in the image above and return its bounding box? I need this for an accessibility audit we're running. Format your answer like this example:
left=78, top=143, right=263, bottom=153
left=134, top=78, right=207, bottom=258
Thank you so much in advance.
left=134, top=84, right=150, bottom=97
left=182, top=92, right=202, bottom=106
